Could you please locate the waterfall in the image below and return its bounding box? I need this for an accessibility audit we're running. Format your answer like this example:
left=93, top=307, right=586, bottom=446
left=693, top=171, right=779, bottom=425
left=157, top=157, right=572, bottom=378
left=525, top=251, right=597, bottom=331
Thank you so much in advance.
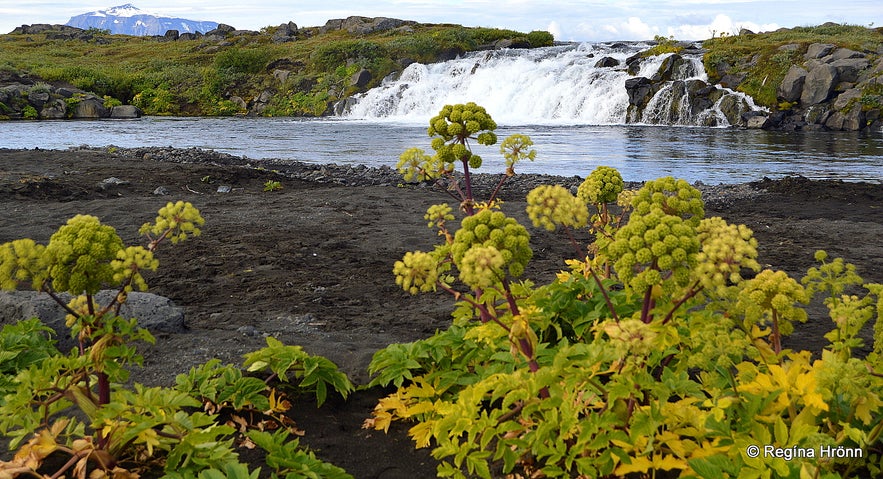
left=339, top=42, right=763, bottom=126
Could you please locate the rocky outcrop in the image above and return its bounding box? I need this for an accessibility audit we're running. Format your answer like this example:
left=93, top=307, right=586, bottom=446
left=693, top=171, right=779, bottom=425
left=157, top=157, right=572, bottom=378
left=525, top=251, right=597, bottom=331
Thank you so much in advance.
left=0, top=81, right=141, bottom=120
left=320, top=16, right=416, bottom=35
left=624, top=50, right=755, bottom=126
left=710, top=33, right=883, bottom=131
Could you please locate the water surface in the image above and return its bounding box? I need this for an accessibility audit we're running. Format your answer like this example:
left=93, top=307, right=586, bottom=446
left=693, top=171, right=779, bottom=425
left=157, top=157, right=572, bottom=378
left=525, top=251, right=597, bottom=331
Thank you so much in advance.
left=1, top=116, right=881, bottom=184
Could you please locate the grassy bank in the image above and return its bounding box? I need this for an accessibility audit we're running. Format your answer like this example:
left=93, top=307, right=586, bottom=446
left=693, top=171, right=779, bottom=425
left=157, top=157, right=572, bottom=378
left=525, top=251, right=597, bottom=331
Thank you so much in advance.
left=0, top=22, right=553, bottom=116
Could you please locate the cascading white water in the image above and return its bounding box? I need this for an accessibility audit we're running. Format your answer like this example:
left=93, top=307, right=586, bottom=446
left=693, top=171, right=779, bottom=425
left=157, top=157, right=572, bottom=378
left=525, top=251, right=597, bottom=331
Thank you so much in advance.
left=340, top=42, right=763, bottom=126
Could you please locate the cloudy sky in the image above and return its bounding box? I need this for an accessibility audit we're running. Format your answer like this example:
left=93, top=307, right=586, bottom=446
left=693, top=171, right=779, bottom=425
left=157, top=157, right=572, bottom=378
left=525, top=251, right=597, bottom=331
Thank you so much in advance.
left=0, top=1, right=880, bottom=42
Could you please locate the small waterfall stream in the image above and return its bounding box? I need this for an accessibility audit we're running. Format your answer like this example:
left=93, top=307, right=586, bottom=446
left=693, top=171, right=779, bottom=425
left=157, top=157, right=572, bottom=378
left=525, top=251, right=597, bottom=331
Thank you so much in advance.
left=340, top=42, right=763, bottom=126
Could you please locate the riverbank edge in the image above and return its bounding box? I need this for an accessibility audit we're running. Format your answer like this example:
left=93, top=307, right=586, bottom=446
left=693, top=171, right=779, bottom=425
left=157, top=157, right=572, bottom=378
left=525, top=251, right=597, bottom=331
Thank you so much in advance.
left=13, top=145, right=789, bottom=205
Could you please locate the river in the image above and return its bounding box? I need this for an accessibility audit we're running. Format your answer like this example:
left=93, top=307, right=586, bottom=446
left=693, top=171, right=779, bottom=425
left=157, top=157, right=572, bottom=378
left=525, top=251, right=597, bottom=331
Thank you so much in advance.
left=1, top=116, right=881, bottom=184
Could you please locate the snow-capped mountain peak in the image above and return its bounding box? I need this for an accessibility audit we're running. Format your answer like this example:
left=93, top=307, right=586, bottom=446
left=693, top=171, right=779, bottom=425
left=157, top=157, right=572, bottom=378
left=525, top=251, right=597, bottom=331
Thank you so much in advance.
left=65, top=4, right=218, bottom=36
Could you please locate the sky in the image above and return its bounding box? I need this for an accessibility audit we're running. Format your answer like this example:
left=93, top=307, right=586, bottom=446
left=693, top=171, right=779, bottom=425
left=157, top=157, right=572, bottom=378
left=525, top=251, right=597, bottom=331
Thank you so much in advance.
left=0, top=1, right=880, bottom=42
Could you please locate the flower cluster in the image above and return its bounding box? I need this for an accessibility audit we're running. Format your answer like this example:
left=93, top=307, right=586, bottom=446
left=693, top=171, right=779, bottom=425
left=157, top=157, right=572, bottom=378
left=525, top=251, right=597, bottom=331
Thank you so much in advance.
left=694, top=217, right=760, bottom=295
left=608, top=177, right=704, bottom=293
left=396, top=147, right=444, bottom=183
left=140, top=201, right=205, bottom=245
left=577, top=166, right=624, bottom=205
left=500, top=134, right=537, bottom=171
left=425, top=203, right=455, bottom=230
left=735, top=269, right=809, bottom=334
left=452, top=210, right=532, bottom=279
left=428, top=103, right=498, bottom=169
left=393, top=251, right=439, bottom=295
left=0, top=239, right=47, bottom=290
left=47, top=215, right=125, bottom=295
left=609, top=208, right=699, bottom=292
left=111, top=246, right=160, bottom=293
left=458, top=246, right=505, bottom=289
left=630, top=176, right=704, bottom=224
left=525, top=185, right=588, bottom=231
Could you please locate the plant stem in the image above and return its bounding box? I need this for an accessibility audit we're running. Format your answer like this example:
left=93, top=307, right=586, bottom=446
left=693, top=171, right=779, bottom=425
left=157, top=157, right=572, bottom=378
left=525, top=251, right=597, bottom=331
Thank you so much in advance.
left=661, top=282, right=703, bottom=325
left=461, top=158, right=475, bottom=216
left=771, top=309, right=782, bottom=355
left=640, top=287, right=655, bottom=324
left=587, top=266, right=620, bottom=322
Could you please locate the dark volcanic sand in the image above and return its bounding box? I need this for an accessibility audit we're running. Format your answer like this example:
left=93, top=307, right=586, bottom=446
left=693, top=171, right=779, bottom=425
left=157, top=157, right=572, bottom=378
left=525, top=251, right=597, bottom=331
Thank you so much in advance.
left=1, top=147, right=881, bottom=477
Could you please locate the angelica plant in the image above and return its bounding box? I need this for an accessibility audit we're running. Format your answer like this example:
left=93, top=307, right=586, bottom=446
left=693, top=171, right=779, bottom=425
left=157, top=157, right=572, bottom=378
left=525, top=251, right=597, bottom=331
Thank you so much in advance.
left=0, top=202, right=354, bottom=479
left=0, top=201, right=204, bottom=473
left=377, top=104, right=883, bottom=478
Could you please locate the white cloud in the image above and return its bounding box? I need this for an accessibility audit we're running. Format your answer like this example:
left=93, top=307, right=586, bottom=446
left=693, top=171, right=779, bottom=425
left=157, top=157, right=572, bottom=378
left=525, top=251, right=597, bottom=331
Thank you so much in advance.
left=666, top=13, right=781, bottom=40
left=621, top=16, right=659, bottom=38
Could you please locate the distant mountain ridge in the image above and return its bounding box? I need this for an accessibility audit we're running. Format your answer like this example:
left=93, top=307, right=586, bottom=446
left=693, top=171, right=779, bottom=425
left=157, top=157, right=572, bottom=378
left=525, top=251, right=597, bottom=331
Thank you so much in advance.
left=65, top=3, right=218, bottom=36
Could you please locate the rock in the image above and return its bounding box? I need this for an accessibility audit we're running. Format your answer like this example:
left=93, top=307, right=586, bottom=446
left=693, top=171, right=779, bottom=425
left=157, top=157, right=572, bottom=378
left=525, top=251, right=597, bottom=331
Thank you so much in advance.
left=320, top=19, right=344, bottom=33
left=593, top=56, right=620, bottom=68
left=829, top=58, right=870, bottom=83
left=800, top=64, right=838, bottom=105
left=217, top=185, right=232, bottom=193
left=833, top=88, right=862, bottom=111
left=28, top=91, right=50, bottom=109
left=0, top=290, right=186, bottom=351
left=40, top=99, right=67, bottom=119
left=718, top=73, right=746, bottom=89
left=493, top=38, right=530, bottom=49
left=805, top=43, right=837, bottom=60
left=216, top=23, right=236, bottom=33
left=350, top=68, right=372, bottom=88
left=272, top=22, right=298, bottom=43
left=73, top=98, right=109, bottom=118
left=778, top=65, right=807, bottom=102
left=342, top=16, right=409, bottom=35
left=803, top=104, right=831, bottom=125
left=738, top=28, right=755, bottom=36
left=777, top=43, right=800, bottom=52
left=716, top=94, right=752, bottom=126
left=153, top=186, right=170, bottom=195
left=99, top=177, right=129, bottom=190
left=109, top=105, right=142, bottom=118
left=825, top=47, right=864, bottom=62
left=163, top=29, right=179, bottom=40
left=625, top=77, right=654, bottom=107
left=745, top=113, right=770, bottom=129
left=825, top=103, right=865, bottom=130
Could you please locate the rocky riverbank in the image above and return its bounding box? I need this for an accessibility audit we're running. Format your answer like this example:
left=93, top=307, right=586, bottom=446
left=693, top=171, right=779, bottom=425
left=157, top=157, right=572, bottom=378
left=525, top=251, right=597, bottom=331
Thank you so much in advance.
left=1, top=146, right=882, bottom=476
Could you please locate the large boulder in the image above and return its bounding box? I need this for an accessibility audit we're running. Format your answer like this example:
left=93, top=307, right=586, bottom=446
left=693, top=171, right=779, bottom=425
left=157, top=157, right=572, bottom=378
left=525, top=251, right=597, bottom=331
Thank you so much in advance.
left=73, top=97, right=109, bottom=118
left=800, top=64, right=838, bottom=105
left=0, top=290, right=186, bottom=352
left=110, top=105, right=142, bottom=118
left=350, top=68, right=372, bottom=88
left=805, top=43, right=837, bottom=60
left=778, top=65, right=807, bottom=102
left=594, top=56, right=620, bottom=68
left=830, top=58, right=870, bottom=83
left=825, top=103, right=865, bottom=130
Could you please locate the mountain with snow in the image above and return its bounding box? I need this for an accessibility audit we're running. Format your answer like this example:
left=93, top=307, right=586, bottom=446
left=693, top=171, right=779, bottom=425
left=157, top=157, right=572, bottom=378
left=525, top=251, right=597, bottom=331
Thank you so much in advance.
left=65, top=4, right=218, bottom=36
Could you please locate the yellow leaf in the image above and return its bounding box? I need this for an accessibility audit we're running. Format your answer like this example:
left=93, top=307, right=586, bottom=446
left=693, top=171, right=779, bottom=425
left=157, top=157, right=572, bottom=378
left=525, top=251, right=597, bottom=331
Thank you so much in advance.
left=653, top=454, right=687, bottom=471
left=137, top=428, right=160, bottom=457
left=409, top=421, right=435, bottom=449
left=371, top=411, right=393, bottom=433
left=615, top=456, right=653, bottom=475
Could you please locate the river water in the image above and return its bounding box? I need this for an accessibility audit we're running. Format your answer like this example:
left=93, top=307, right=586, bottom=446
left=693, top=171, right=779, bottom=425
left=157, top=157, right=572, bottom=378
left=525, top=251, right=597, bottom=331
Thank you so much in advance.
left=1, top=116, right=881, bottom=184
